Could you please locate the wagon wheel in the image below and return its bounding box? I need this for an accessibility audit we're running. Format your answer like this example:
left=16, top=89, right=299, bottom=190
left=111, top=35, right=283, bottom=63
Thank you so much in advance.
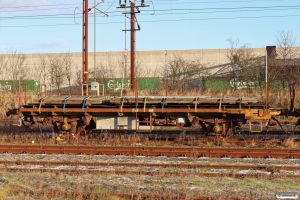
left=22, top=119, right=33, bottom=129
left=223, top=126, right=234, bottom=138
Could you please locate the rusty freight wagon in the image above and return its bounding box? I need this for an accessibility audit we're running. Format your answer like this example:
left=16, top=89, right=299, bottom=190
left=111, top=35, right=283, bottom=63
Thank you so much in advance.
left=7, top=95, right=300, bottom=139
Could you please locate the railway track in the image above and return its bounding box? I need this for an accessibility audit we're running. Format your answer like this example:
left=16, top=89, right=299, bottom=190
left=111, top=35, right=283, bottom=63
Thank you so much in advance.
left=1, top=160, right=300, bottom=171
left=1, top=148, right=299, bottom=200
left=1, top=160, right=300, bottom=179
left=0, top=145, right=300, bottom=158
left=2, top=168, right=299, bottom=179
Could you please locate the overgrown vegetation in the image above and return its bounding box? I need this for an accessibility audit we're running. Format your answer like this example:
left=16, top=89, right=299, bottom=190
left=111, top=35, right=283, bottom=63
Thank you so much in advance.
left=0, top=169, right=299, bottom=199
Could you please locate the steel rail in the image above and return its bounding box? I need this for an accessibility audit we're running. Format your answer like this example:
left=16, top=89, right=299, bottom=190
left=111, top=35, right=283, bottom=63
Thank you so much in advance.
left=0, top=145, right=300, bottom=158
left=1, top=160, right=300, bottom=171
left=2, top=168, right=300, bottom=179
left=0, top=119, right=20, bottom=123
left=18, top=107, right=251, bottom=114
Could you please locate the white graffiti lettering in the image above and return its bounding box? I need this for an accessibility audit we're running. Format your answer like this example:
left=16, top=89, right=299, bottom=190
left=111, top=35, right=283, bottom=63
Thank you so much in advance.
left=0, top=84, right=12, bottom=91
left=230, top=78, right=256, bottom=90
left=107, top=79, right=130, bottom=91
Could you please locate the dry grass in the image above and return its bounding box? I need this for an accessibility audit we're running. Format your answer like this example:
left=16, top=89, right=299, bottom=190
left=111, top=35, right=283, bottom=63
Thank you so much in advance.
left=282, top=137, right=298, bottom=148
left=1, top=129, right=300, bottom=149
left=249, top=139, right=257, bottom=147
left=0, top=168, right=299, bottom=200
left=0, top=92, right=38, bottom=119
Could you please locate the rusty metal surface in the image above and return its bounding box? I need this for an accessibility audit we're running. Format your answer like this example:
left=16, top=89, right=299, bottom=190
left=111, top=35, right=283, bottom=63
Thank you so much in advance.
left=19, top=107, right=245, bottom=114
left=130, top=2, right=136, bottom=91
left=28, top=96, right=260, bottom=105
left=12, top=96, right=271, bottom=120
left=82, top=0, right=89, bottom=95
left=0, top=145, right=299, bottom=158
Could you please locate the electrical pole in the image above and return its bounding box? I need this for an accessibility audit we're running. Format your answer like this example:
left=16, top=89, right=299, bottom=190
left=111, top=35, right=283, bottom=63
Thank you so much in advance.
left=130, top=2, right=136, bottom=91
left=82, top=0, right=89, bottom=96
left=94, top=0, right=96, bottom=81
left=82, top=0, right=107, bottom=96
left=117, top=0, right=149, bottom=92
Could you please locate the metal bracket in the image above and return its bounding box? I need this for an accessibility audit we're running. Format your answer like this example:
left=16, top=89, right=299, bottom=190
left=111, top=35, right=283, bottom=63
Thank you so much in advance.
left=219, top=97, right=222, bottom=112
left=63, top=96, right=71, bottom=113
left=161, top=98, right=166, bottom=113
left=82, top=96, right=91, bottom=112
left=143, top=97, right=147, bottom=112
left=194, top=97, right=198, bottom=112
left=38, top=96, right=48, bottom=114
left=120, top=97, right=125, bottom=113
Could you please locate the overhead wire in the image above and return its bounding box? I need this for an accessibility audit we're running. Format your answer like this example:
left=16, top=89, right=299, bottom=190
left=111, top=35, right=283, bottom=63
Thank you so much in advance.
left=0, top=0, right=285, bottom=7
left=1, top=13, right=300, bottom=28
left=0, top=0, right=288, bottom=12
left=0, top=1, right=299, bottom=27
left=143, top=0, right=287, bottom=4
left=2, top=5, right=300, bottom=20
left=2, top=6, right=300, bottom=22
left=0, top=2, right=82, bottom=9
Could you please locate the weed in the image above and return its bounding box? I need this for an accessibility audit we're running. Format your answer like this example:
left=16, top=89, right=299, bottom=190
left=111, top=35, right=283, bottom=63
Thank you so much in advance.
left=249, top=139, right=256, bottom=147
left=88, top=185, right=120, bottom=200
left=282, top=138, right=298, bottom=148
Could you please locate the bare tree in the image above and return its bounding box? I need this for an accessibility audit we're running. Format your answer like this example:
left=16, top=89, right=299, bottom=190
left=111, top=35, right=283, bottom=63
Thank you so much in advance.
left=93, top=63, right=107, bottom=80
left=272, top=31, right=300, bottom=110
left=226, top=38, right=264, bottom=91
left=7, top=50, right=27, bottom=80
left=162, top=55, right=209, bottom=93
left=74, top=70, right=82, bottom=86
left=4, top=50, right=27, bottom=94
left=276, top=31, right=298, bottom=60
left=162, top=55, right=186, bottom=92
left=0, top=54, right=8, bottom=80
left=33, top=54, right=49, bottom=85
left=62, top=52, right=75, bottom=94
left=48, top=54, right=65, bottom=93
left=135, top=56, right=145, bottom=78
left=186, top=60, right=210, bottom=92
left=105, top=56, right=122, bottom=78
left=149, top=65, right=161, bottom=77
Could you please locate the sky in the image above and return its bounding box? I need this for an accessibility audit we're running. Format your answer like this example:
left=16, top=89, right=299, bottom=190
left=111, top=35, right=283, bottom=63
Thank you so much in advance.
left=0, top=0, right=299, bottom=54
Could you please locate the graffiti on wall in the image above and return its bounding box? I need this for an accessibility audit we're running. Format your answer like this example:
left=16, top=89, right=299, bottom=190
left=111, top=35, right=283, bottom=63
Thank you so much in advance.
left=230, top=78, right=256, bottom=90
left=107, top=79, right=131, bottom=91
left=0, top=84, right=12, bottom=91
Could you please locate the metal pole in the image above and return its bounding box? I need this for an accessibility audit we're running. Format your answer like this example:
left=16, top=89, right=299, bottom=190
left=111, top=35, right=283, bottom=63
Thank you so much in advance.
left=94, top=0, right=96, bottom=81
left=130, top=2, right=136, bottom=91
left=165, top=50, right=168, bottom=96
left=166, top=80, right=168, bottom=96
left=121, top=4, right=127, bottom=97
left=82, top=0, right=89, bottom=96
left=265, top=49, right=268, bottom=110
left=18, top=79, right=21, bottom=106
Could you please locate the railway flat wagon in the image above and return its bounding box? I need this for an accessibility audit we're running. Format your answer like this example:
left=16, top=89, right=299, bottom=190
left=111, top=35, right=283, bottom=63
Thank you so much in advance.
left=7, top=95, right=300, bottom=139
